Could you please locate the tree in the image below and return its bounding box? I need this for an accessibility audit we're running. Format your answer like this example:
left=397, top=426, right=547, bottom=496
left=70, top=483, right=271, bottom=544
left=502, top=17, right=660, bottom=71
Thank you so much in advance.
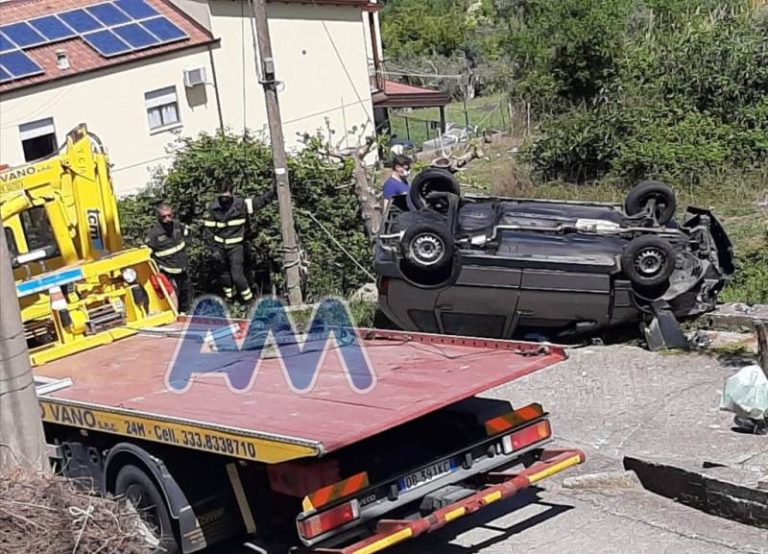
left=119, top=131, right=372, bottom=304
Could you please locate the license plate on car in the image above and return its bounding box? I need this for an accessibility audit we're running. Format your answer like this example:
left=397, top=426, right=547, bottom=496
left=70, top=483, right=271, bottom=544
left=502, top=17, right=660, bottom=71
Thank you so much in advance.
left=398, top=458, right=458, bottom=493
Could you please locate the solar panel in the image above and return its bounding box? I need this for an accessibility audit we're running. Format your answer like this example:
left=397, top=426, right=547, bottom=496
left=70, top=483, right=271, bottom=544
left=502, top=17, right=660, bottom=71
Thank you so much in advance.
left=59, top=10, right=104, bottom=34
left=113, top=23, right=159, bottom=49
left=87, top=3, right=131, bottom=26
left=141, top=17, right=187, bottom=43
left=0, top=51, right=44, bottom=79
left=29, top=16, right=77, bottom=42
left=0, top=2, right=192, bottom=75
left=115, top=0, right=159, bottom=20
left=0, top=22, right=46, bottom=48
left=82, top=29, right=131, bottom=57
left=0, top=33, right=16, bottom=53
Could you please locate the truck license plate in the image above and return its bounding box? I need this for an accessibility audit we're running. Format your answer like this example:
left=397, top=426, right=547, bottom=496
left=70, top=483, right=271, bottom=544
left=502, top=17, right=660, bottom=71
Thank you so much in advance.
left=398, top=459, right=458, bottom=493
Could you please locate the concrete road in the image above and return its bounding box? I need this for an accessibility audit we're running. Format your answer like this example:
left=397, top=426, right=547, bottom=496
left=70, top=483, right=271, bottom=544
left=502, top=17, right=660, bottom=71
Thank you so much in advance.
left=393, top=482, right=768, bottom=554
left=391, top=344, right=768, bottom=554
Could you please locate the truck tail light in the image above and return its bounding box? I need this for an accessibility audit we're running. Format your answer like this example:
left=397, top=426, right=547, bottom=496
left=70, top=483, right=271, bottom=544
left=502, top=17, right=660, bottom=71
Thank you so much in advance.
left=501, top=420, right=552, bottom=454
left=485, top=403, right=544, bottom=436
left=298, top=500, right=360, bottom=540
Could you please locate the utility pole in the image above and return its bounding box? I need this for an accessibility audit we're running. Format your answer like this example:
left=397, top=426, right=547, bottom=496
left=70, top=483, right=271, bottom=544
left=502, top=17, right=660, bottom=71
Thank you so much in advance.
left=250, top=0, right=303, bottom=306
left=0, top=222, right=47, bottom=473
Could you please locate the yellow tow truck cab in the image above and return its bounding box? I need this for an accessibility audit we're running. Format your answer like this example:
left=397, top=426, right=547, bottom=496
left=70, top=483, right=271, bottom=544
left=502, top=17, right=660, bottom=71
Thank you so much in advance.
left=1, top=124, right=176, bottom=366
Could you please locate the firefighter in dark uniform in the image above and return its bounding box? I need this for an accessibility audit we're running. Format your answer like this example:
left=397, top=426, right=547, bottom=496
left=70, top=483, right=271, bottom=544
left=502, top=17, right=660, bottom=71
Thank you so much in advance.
left=203, top=183, right=276, bottom=302
left=146, top=203, right=191, bottom=312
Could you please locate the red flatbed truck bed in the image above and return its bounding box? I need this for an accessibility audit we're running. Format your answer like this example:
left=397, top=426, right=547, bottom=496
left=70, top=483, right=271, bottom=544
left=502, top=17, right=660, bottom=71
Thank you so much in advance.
left=35, top=323, right=584, bottom=553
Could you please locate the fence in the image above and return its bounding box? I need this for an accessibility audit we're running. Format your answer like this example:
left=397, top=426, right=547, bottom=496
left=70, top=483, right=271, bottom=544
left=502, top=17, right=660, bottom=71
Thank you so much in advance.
left=387, top=95, right=534, bottom=153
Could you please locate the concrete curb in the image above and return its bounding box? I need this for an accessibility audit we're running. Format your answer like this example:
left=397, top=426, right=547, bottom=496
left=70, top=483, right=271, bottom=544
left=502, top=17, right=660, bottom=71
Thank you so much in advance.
left=624, top=456, right=768, bottom=529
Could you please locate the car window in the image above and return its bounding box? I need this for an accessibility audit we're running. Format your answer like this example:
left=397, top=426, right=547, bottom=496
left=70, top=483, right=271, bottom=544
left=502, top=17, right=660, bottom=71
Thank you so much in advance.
left=19, top=207, right=60, bottom=259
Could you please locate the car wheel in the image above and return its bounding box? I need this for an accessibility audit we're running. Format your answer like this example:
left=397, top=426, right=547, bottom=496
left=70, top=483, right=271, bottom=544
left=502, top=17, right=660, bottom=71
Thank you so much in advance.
left=622, top=235, right=675, bottom=288
left=115, top=464, right=179, bottom=554
left=401, top=223, right=454, bottom=270
left=409, top=168, right=461, bottom=211
left=624, top=181, right=676, bottom=225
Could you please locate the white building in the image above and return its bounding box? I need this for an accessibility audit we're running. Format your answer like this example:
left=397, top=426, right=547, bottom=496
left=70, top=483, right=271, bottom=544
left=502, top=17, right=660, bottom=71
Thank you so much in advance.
left=0, top=0, right=383, bottom=195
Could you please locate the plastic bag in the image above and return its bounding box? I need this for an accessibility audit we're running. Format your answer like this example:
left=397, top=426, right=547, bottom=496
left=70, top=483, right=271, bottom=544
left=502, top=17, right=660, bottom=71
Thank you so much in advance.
left=720, top=365, right=768, bottom=420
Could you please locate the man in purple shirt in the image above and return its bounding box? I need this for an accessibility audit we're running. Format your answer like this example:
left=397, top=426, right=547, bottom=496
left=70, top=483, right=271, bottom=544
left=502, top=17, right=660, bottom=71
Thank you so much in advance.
left=382, top=154, right=412, bottom=213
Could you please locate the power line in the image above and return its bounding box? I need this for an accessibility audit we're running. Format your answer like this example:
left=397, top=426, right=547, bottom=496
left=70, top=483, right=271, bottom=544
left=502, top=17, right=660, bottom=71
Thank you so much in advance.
left=311, top=0, right=375, bottom=130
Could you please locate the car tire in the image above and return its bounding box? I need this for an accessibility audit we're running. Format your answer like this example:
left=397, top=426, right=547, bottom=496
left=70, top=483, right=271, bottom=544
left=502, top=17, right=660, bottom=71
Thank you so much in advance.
left=622, top=235, right=675, bottom=288
left=409, top=168, right=461, bottom=211
left=624, top=181, right=676, bottom=225
left=115, top=464, right=179, bottom=554
left=401, top=223, right=454, bottom=271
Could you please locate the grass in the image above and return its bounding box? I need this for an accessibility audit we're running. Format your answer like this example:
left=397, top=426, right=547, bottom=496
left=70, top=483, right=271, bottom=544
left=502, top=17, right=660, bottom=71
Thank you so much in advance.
left=388, top=94, right=511, bottom=148
left=457, top=139, right=768, bottom=304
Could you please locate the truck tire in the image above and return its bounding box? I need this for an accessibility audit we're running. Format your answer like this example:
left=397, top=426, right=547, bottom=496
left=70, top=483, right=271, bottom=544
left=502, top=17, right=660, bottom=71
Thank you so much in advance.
left=115, top=464, right=180, bottom=554
left=401, top=223, right=454, bottom=271
left=621, top=235, right=675, bottom=288
left=624, top=181, right=676, bottom=225
left=409, top=168, right=461, bottom=211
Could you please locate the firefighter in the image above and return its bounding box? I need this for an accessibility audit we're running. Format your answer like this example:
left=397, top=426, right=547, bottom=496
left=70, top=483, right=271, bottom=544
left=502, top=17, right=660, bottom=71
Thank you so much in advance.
left=147, top=203, right=191, bottom=312
left=203, top=182, right=276, bottom=302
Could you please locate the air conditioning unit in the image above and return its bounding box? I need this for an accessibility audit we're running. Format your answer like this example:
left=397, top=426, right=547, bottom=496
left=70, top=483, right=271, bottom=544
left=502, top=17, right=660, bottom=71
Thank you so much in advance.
left=183, top=67, right=207, bottom=88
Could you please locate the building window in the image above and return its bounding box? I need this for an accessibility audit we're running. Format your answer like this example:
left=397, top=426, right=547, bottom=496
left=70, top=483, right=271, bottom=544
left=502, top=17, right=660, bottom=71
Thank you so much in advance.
left=145, top=86, right=181, bottom=131
left=19, top=118, right=57, bottom=162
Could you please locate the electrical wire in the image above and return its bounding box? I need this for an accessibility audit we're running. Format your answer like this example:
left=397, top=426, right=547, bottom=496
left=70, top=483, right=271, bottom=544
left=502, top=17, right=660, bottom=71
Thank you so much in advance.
left=297, top=208, right=375, bottom=280
left=310, top=0, right=375, bottom=130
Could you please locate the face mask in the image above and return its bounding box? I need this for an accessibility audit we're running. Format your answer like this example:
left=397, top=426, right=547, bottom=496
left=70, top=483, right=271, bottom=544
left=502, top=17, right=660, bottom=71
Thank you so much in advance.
left=219, top=195, right=233, bottom=208
left=161, top=220, right=174, bottom=231
left=401, top=169, right=411, bottom=178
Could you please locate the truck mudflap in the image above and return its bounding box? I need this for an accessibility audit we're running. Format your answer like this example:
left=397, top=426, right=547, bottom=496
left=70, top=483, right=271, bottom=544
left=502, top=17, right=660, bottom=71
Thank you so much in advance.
left=304, top=448, right=585, bottom=554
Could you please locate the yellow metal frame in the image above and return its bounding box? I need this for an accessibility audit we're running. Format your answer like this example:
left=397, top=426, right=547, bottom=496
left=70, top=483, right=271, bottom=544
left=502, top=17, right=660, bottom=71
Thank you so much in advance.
left=26, top=249, right=177, bottom=366
left=2, top=124, right=178, bottom=366
left=39, top=397, right=320, bottom=464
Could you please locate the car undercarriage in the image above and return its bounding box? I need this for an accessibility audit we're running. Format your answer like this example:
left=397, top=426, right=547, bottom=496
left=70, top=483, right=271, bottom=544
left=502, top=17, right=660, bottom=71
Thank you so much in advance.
left=374, top=169, right=735, bottom=350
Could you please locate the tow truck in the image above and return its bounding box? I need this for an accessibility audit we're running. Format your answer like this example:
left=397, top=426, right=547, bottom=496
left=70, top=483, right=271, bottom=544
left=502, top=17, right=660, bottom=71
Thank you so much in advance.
left=2, top=125, right=585, bottom=553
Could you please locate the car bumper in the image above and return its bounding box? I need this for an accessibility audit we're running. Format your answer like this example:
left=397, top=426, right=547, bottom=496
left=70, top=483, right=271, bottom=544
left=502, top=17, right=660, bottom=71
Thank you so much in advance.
left=300, top=448, right=585, bottom=554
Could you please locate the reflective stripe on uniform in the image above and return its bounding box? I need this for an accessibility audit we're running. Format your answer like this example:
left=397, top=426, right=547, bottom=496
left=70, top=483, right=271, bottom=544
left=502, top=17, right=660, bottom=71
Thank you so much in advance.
left=203, top=220, right=218, bottom=228
left=226, top=218, right=247, bottom=227
left=213, top=235, right=244, bottom=245
left=154, top=241, right=186, bottom=258
left=160, top=266, right=184, bottom=275
left=223, top=287, right=235, bottom=298
left=240, top=288, right=254, bottom=301
left=183, top=226, right=190, bottom=237
left=245, top=198, right=254, bottom=215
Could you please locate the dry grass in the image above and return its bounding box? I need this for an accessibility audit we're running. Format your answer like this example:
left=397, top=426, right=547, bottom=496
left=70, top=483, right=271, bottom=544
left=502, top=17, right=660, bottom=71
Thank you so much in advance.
left=0, top=469, right=152, bottom=554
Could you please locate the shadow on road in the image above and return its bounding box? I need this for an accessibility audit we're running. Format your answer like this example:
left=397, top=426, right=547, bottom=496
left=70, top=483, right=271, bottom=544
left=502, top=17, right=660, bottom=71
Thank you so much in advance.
left=390, top=487, right=575, bottom=553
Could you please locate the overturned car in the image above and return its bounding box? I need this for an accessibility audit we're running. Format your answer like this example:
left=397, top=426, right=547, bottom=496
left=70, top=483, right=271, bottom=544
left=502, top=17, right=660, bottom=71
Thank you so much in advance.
left=374, top=169, right=735, bottom=350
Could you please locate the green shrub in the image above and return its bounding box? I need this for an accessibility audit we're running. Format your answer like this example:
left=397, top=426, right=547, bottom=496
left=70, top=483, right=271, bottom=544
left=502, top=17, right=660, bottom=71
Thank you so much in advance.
left=118, top=131, right=372, bottom=303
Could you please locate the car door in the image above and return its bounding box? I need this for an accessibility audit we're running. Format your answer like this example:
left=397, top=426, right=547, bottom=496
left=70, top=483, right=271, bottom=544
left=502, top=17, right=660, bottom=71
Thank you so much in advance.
left=435, top=265, right=522, bottom=339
